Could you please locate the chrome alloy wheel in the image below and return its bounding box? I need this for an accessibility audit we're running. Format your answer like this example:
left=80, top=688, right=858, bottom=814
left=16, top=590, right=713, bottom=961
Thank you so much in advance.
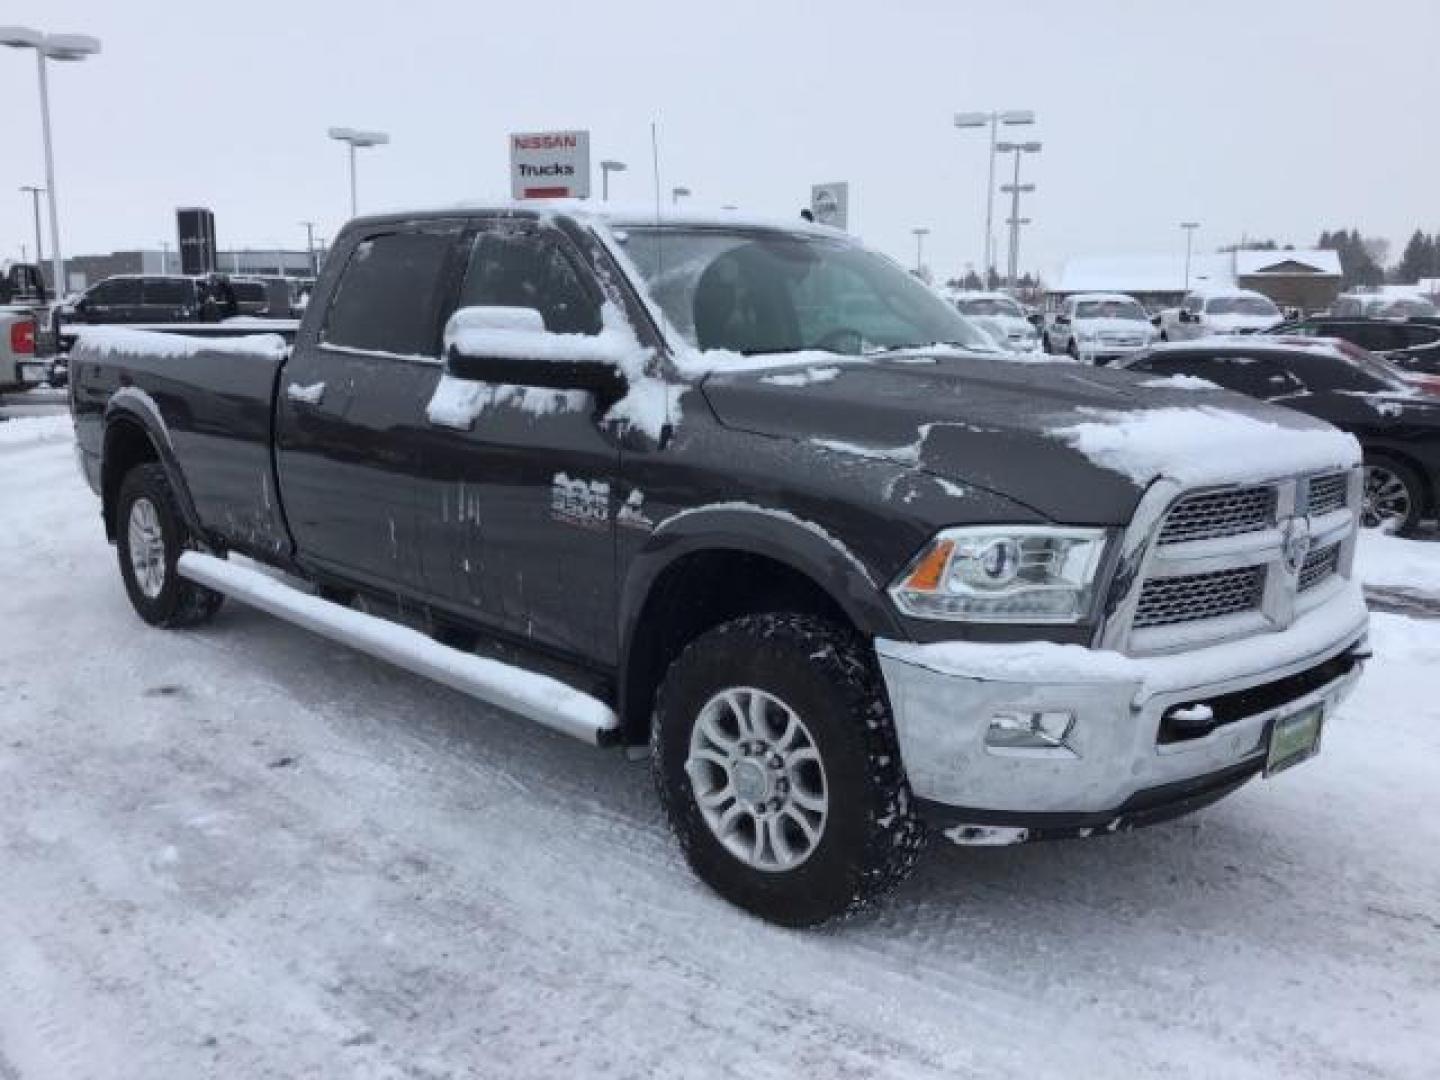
left=127, top=497, right=167, bottom=599
left=685, top=687, right=829, bottom=872
left=1362, top=465, right=1412, bottom=532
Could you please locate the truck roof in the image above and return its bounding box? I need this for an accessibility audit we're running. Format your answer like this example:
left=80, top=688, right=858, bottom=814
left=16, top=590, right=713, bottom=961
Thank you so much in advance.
left=347, top=201, right=845, bottom=239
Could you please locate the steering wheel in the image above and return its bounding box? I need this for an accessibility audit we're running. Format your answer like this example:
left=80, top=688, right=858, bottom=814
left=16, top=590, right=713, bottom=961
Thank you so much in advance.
left=810, top=327, right=865, bottom=355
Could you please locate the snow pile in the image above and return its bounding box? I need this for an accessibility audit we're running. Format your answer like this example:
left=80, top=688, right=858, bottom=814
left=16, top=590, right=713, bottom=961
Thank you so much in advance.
left=71, top=325, right=289, bottom=360
left=1050, top=406, right=1361, bottom=486
left=761, top=366, right=841, bottom=387
left=1140, top=374, right=1219, bottom=391
left=1355, top=532, right=1440, bottom=596
left=0, top=413, right=72, bottom=447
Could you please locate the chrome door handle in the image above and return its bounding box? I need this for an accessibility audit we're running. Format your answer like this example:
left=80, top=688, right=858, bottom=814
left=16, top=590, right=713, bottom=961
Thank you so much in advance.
left=286, top=381, right=326, bottom=406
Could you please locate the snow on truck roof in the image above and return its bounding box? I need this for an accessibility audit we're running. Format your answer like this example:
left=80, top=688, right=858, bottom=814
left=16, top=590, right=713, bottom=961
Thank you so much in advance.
left=350, top=200, right=847, bottom=239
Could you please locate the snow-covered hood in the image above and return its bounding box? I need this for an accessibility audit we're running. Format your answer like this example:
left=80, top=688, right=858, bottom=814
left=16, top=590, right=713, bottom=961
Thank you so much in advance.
left=1072, top=317, right=1154, bottom=337
left=700, top=357, right=1359, bottom=525
left=1203, top=312, right=1282, bottom=334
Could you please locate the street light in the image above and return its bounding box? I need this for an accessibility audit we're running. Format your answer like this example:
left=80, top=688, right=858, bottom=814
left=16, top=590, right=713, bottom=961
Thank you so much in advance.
left=954, top=109, right=1033, bottom=280
left=19, top=185, right=44, bottom=276
left=671, top=185, right=691, bottom=205
left=997, top=140, right=1041, bottom=288
left=599, top=159, right=627, bottom=201
left=912, top=227, right=930, bottom=274
left=2, top=26, right=102, bottom=301
left=327, top=127, right=390, bottom=218
left=1180, top=221, right=1200, bottom=292
left=299, top=220, right=317, bottom=275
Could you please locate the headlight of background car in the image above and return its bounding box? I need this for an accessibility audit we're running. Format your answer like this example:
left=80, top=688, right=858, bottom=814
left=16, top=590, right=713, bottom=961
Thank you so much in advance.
left=889, top=526, right=1108, bottom=622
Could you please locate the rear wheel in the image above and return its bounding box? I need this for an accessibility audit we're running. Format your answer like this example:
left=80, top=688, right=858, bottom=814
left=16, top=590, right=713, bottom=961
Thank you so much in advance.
left=653, top=613, right=925, bottom=927
left=1363, top=457, right=1425, bottom=536
left=116, top=463, right=225, bottom=627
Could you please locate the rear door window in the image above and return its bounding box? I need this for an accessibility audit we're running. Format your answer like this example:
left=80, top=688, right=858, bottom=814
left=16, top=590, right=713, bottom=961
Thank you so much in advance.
left=323, top=230, right=457, bottom=356
left=99, top=279, right=143, bottom=305
left=142, top=279, right=193, bottom=306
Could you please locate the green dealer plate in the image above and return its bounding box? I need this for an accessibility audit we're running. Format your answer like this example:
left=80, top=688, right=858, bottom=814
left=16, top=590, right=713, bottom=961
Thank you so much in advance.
left=1265, top=703, right=1324, bottom=777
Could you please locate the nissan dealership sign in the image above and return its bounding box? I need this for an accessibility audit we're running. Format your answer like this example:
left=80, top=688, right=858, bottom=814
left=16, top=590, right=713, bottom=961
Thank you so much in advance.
left=511, top=130, right=591, bottom=199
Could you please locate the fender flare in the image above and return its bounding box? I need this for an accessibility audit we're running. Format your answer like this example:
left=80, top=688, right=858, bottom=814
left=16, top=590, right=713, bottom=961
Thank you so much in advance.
left=101, top=389, right=208, bottom=545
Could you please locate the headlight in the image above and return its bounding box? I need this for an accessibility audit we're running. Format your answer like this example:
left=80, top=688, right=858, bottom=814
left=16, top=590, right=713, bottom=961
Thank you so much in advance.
left=889, top=526, right=1108, bottom=623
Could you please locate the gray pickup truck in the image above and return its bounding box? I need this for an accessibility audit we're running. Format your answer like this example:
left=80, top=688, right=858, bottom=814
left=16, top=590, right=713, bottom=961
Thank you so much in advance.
left=70, top=205, right=1370, bottom=926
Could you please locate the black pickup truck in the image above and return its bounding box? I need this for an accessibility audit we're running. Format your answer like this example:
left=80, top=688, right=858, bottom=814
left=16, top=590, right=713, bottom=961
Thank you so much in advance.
left=70, top=206, right=1371, bottom=926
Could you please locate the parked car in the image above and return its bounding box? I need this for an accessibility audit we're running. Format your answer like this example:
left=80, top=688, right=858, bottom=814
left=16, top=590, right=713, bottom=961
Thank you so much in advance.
left=0, top=306, right=49, bottom=392
left=71, top=205, right=1368, bottom=926
left=1042, top=292, right=1157, bottom=363
left=1330, top=292, right=1437, bottom=319
left=1271, top=316, right=1440, bottom=376
left=1159, top=288, right=1283, bottom=341
left=950, top=291, right=1039, bottom=353
left=1119, top=336, right=1440, bottom=534
left=64, top=274, right=240, bottom=327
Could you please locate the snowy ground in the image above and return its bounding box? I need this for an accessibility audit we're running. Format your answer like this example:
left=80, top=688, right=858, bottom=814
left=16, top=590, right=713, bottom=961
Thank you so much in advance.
left=2, top=413, right=1439, bottom=1080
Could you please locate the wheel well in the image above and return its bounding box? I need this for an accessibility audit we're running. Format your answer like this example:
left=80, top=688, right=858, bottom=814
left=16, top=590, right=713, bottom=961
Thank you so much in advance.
left=101, top=419, right=160, bottom=541
left=1365, top=449, right=1434, bottom=513
left=620, top=550, right=855, bottom=745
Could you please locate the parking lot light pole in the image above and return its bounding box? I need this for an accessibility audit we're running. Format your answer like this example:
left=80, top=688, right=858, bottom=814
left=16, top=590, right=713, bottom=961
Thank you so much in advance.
left=599, top=160, right=627, bottom=201
left=2, top=26, right=102, bottom=301
left=671, top=185, right=691, bottom=206
left=997, top=140, right=1041, bottom=288
left=912, top=227, right=930, bottom=274
left=19, top=185, right=44, bottom=273
left=299, top=220, right=317, bottom=275
left=954, top=110, right=1034, bottom=283
left=1180, top=221, right=1200, bottom=292
left=327, top=127, right=390, bottom=219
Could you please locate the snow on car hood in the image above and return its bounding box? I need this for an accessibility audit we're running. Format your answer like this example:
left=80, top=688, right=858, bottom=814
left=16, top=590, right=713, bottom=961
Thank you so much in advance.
left=700, top=355, right=1351, bottom=524
left=1073, top=317, right=1153, bottom=336
left=1204, top=312, right=1282, bottom=333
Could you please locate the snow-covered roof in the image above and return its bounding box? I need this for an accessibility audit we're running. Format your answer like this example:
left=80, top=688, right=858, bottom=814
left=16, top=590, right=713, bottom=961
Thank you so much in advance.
left=1055, top=249, right=1340, bottom=294
left=1070, top=292, right=1145, bottom=304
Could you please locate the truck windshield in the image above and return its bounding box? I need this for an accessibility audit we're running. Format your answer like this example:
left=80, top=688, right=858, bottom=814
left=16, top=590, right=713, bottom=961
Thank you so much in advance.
left=1206, top=296, right=1279, bottom=317
left=1075, top=300, right=1146, bottom=320
left=616, top=227, right=997, bottom=357
left=955, top=297, right=1024, bottom=318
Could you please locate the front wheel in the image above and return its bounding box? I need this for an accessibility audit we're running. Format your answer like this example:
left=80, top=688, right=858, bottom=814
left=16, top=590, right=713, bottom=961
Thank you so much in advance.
left=116, top=463, right=225, bottom=627
left=1363, top=457, right=1425, bottom=536
left=653, top=613, right=925, bottom=927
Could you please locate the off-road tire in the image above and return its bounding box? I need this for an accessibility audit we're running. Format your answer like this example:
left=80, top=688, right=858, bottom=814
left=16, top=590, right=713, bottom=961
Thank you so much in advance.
left=653, top=613, right=926, bottom=927
left=116, top=463, right=225, bottom=627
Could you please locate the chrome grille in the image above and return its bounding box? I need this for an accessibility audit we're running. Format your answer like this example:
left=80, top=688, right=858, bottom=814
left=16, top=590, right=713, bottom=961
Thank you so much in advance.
left=1133, top=566, right=1266, bottom=629
left=1298, top=542, right=1340, bottom=592
left=1157, top=486, right=1276, bottom=545
left=1306, top=473, right=1348, bottom=517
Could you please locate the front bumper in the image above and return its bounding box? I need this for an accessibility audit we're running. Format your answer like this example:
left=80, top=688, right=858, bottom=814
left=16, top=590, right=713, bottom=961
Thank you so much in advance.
left=875, top=588, right=1368, bottom=835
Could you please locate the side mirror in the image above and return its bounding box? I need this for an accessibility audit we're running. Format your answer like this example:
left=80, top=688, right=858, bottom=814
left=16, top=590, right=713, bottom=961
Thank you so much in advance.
left=443, top=305, right=628, bottom=401
left=1150, top=314, right=1162, bottom=327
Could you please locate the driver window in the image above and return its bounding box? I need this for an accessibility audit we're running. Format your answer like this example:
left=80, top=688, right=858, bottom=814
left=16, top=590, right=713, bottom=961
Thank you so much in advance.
left=458, top=230, right=602, bottom=337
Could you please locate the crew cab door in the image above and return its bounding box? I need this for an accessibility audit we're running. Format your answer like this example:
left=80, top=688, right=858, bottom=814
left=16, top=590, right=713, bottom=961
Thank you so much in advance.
left=275, top=222, right=464, bottom=595
left=414, top=220, right=621, bottom=665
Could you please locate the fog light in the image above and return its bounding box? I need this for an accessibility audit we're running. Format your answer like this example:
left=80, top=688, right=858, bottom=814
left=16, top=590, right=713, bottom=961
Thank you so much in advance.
left=986, top=709, right=1074, bottom=750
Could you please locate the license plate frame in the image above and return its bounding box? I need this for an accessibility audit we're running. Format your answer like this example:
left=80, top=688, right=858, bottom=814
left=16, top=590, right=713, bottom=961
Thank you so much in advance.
left=1264, top=702, right=1325, bottom=777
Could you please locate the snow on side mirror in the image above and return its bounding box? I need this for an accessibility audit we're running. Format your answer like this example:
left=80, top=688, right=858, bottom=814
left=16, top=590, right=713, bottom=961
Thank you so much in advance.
left=443, top=305, right=628, bottom=399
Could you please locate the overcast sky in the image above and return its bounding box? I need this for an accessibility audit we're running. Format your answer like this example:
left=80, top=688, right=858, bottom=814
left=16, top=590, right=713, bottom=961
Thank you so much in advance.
left=3, top=0, right=1436, bottom=281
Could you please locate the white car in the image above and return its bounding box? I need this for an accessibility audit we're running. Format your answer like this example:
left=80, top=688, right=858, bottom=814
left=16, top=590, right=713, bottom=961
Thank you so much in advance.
left=1161, top=288, right=1282, bottom=341
left=950, top=291, right=1039, bottom=353
left=1042, top=293, right=1157, bottom=364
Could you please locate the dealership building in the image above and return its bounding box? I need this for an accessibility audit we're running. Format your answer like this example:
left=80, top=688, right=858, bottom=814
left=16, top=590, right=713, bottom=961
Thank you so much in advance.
left=1053, top=249, right=1343, bottom=312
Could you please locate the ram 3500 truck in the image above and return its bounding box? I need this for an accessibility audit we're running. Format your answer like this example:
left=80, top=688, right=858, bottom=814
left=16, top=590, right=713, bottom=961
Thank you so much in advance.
left=70, top=206, right=1370, bottom=927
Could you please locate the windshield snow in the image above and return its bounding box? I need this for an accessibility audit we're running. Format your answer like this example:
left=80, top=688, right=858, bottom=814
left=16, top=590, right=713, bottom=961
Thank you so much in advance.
left=1075, top=299, right=1147, bottom=321
left=1206, top=296, right=1279, bottom=317
left=617, top=227, right=996, bottom=358
left=955, top=297, right=1025, bottom=318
